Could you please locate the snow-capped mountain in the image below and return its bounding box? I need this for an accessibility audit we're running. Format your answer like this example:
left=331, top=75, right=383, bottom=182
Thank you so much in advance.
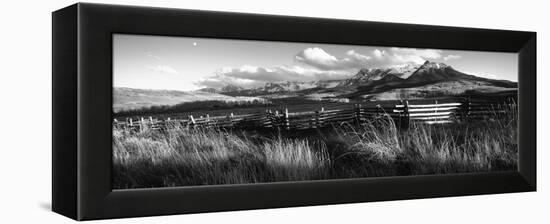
left=406, top=61, right=475, bottom=84
left=338, top=63, right=420, bottom=86
left=348, top=60, right=517, bottom=98
left=392, top=63, right=421, bottom=79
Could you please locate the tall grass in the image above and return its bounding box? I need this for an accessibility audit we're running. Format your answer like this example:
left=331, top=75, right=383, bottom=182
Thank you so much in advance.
left=113, top=104, right=517, bottom=189
left=113, top=127, right=331, bottom=188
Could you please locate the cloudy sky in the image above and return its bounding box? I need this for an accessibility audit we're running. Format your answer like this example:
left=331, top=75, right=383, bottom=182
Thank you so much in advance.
left=114, top=34, right=518, bottom=91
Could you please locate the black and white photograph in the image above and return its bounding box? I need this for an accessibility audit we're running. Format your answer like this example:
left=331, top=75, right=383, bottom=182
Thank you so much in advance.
left=112, top=34, right=519, bottom=189
left=1, top=0, right=546, bottom=223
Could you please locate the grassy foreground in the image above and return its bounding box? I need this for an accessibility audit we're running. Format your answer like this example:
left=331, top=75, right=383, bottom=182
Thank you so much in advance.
left=113, top=110, right=517, bottom=189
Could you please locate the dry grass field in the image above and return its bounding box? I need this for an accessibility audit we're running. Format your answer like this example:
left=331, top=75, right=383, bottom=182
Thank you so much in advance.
left=112, top=104, right=517, bottom=189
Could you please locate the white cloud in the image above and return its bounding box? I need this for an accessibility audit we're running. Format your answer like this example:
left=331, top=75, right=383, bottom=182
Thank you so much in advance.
left=346, top=50, right=372, bottom=61
left=295, top=47, right=443, bottom=70
left=296, top=48, right=338, bottom=66
left=196, top=64, right=351, bottom=89
left=389, top=48, right=442, bottom=60
left=147, top=65, right=179, bottom=75
left=295, top=47, right=370, bottom=70
left=199, top=47, right=447, bottom=89
left=381, top=48, right=442, bottom=65
left=372, top=49, right=385, bottom=58
left=443, top=54, right=462, bottom=61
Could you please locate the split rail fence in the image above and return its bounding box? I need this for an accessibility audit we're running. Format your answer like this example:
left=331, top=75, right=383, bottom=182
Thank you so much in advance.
left=113, top=98, right=514, bottom=131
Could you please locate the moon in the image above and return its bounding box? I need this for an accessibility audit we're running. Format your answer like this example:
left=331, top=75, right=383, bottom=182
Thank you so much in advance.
left=193, top=42, right=197, bottom=46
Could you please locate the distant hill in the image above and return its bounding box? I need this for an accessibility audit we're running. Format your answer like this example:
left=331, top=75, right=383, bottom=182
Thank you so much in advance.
left=113, top=87, right=266, bottom=112
left=196, top=87, right=219, bottom=93
left=221, top=80, right=342, bottom=96
left=220, top=84, right=244, bottom=92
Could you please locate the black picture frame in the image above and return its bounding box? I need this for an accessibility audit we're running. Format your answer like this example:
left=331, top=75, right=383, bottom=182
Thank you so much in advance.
left=52, top=3, right=536, bottom=221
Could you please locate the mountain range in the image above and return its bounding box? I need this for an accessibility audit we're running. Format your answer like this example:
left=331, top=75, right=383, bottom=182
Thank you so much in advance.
left=212, top=61, right=517, bottom=98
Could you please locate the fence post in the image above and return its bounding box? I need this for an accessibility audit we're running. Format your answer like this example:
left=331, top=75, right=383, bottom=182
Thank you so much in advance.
left=284, top=108, right=290, bottom=130
left=140, top=117, right=145, bottom=131
left=229, top=113, right=234, bottom=128
left=356, top=104, right=363, bottom=125
left=464, top=98, right=471, bottom=122
left=434, top=100, right=438, bottom=123
left=317, top=107, right=324, bottom=127
left=403, top=101, right=410, bottom=129
left=275, top=110, right=280, bottom=132
left=125, top=118, right=131, bottom=131
left=399, top=100, right=404, bottom=128
left=188, top=115, right=195, bottom=129
left=265, top=109, right=271, bottom=128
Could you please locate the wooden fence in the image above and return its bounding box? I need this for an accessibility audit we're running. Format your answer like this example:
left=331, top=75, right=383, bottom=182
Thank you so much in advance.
left=113, top=98, right=515, bottom=131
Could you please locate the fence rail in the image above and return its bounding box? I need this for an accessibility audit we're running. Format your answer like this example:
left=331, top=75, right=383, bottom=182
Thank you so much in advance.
left=113, top=98, right=515, bottom=131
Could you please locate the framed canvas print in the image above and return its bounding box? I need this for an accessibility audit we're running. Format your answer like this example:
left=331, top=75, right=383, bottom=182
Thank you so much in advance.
left=52, top=3, right=536, bottom=221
